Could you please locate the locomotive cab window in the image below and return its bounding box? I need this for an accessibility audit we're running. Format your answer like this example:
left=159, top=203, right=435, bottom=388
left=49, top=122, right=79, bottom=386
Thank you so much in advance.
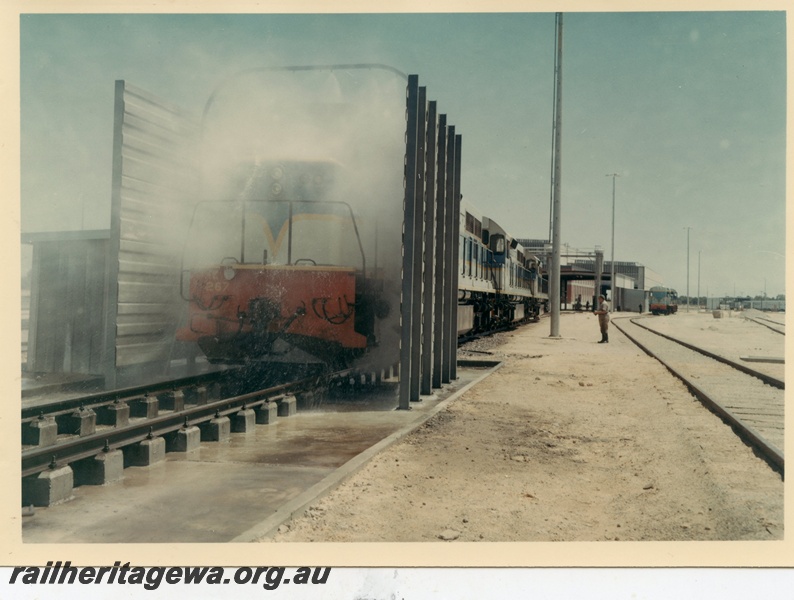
left=491, top=234, right=505, bottom=255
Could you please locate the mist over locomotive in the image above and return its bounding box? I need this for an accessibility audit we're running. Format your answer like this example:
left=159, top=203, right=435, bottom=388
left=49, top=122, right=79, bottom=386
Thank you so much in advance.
left=175, top=66, right=547, bottom=371
left=176, top=159, right=391, bottom=368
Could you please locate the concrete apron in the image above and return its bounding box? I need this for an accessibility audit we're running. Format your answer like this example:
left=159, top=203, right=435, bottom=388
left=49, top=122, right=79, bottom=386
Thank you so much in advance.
left=22, top=362, right=501, bottom=544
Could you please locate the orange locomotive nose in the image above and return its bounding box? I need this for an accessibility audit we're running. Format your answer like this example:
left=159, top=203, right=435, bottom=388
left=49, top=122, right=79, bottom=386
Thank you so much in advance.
left=176, top=264, right=368, bottom=363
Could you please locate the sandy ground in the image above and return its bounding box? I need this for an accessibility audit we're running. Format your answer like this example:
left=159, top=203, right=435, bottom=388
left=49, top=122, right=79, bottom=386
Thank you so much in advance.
left=263, top=310, right=783, bottom=543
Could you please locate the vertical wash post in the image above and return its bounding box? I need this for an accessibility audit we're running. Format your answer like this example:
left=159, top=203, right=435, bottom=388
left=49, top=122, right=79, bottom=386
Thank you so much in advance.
left=408, top=87, right=427, bottom=402
left=449, top=134, right=462, bottom=381
left=442, top=126, right=457, bottom=383
left=432, top=116, right=448, bottom=389
left=398, top=75, right=420, bottom=410
left=421, top=102, right=438, bottom=395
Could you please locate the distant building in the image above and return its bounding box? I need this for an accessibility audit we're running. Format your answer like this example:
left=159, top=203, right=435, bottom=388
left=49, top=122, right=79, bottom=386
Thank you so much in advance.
left=570, top=260, right=662, bottom=292
left=516, top=238, right=674, bottom=312
left=515, top=239, right=550, bottom=257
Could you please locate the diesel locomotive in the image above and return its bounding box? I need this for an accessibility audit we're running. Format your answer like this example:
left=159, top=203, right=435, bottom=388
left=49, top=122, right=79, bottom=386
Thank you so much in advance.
left=176, top=159, right=391, bottom=368
left=176, top=159, right=547, bottom=368
left=175, top=64, right=547, bottom=369
left=457, top=200, right=546, bottom=337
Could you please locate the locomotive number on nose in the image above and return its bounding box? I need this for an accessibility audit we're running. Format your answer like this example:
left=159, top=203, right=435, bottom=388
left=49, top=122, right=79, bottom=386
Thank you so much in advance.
left=204, top=281, right=229, bottom=293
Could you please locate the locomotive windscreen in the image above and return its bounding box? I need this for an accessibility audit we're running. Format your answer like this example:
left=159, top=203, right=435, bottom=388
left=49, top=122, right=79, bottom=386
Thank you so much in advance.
left=184, top=160, right=366, bottom=271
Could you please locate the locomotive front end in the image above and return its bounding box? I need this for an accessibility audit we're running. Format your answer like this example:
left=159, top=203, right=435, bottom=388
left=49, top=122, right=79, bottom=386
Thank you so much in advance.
left=176, top=160, right=389, bottom=368
left=178, top=263, right=369, bottom=365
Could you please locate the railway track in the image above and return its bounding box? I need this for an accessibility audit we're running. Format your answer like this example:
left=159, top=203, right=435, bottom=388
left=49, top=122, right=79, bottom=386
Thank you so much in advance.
left=21, top=364, right=382, bottom=496
left=612, top=316, right=784, bottom=474
left=21, top=361, right=496, bottom=542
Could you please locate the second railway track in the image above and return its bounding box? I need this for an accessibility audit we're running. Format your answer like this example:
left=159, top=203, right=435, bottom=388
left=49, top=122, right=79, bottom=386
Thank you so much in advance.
left=613, top=316, right=784, bottom=474
left=745, top=315, right=785, bottom=335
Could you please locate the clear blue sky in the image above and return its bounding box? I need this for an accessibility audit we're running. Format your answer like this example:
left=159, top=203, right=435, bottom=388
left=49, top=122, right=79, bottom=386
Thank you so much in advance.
left=19, top=11, right=786, bottom=298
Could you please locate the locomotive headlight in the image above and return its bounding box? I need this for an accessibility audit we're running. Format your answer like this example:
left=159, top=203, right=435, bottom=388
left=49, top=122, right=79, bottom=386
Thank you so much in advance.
left=270, top=166, right=284, bottom=180
left=271, top=182, right=283, bottom=196
left=221, top=257, right=238, bottom=280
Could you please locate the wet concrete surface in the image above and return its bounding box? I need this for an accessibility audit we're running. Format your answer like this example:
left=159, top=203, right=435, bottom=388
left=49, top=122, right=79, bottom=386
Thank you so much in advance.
left=22, top=364, right=495, bottom=543
left=21, top=372, right=105, bottom=403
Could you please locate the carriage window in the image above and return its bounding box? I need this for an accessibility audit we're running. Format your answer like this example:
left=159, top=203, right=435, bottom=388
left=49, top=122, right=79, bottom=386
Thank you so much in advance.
left=459, top=235, right=465, bottom=273
left=461, top=238, right=467, bottom=275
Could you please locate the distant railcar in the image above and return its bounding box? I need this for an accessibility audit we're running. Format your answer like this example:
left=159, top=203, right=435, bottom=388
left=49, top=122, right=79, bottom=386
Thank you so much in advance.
left=649, top=286, right=679, bottom=315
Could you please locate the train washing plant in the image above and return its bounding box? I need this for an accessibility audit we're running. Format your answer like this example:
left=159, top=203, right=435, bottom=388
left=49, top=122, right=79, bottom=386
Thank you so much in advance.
left=175, top=66, right=548, bottom=391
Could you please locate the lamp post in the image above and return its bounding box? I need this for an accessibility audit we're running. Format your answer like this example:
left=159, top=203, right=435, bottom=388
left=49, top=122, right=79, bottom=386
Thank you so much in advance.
left=684, top=226, right=692, bottom=312
left=697, top=250, right=701, bottom=311
left=606, top=173, right=619, bottom=306
left=549, top=13, right=564, bottom=338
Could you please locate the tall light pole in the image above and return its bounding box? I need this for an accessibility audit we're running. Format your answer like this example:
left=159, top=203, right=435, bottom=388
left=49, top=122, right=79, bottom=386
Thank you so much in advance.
left=684, top=226, right=692, bottom=312
left=697, top=250, right=701, bottom=311
left=549, top=12, right=564, bottom=338
left=606, top=173, right=619, bottom=306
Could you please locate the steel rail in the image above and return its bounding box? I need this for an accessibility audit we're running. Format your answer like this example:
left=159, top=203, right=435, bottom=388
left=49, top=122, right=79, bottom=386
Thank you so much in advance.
left=21, top=368, right=247, bottom=423
left=612, top=318, right=784, bottom=475
left=21, top=374, right=325, bottom=478
left=745, top=316, right=785, bottom=336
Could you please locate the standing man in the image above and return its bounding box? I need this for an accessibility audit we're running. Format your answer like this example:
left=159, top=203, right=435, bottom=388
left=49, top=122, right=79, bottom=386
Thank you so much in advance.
left=595, top=294, right=610, bottom=343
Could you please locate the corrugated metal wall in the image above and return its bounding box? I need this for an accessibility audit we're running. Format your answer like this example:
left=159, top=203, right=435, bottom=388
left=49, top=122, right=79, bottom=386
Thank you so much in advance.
left=107, top=81, right=200, bottom=382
